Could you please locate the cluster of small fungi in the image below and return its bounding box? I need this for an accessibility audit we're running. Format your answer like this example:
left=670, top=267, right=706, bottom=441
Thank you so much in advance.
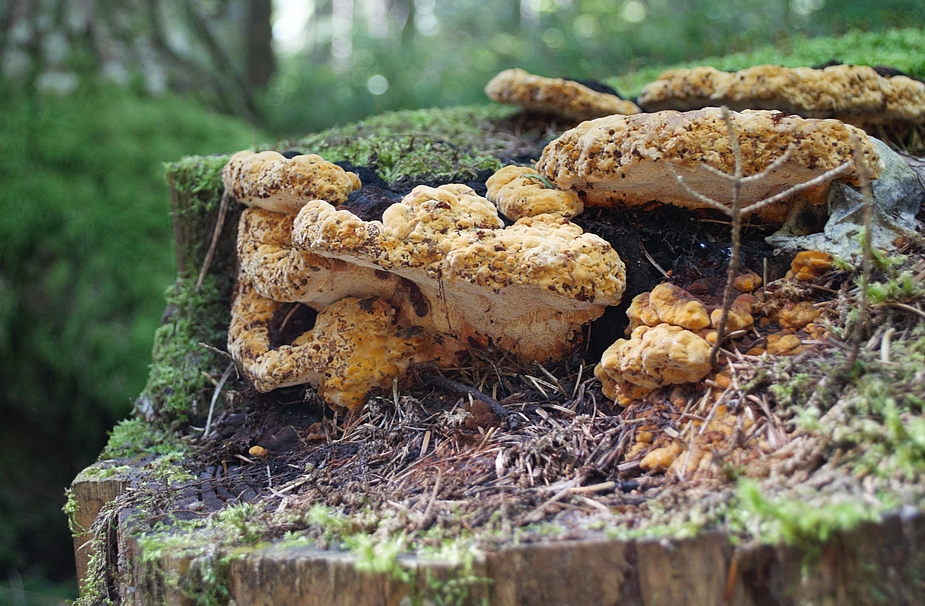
left=222, top=64, right=922, bottom=474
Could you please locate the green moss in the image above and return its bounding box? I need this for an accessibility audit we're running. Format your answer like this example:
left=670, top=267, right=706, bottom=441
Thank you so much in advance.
left=612, top=27, right=925, bottom=96
left=287, top=105, right=516, bottom=186
left=78, top=463, right=133, bottom=480
left=139, top=276, right=229, bottom=424
left=63, top=489, right=81, bottom=535
left=100, top=417, right=187, bottom=460
left=733, top=480, right=880, bottom=548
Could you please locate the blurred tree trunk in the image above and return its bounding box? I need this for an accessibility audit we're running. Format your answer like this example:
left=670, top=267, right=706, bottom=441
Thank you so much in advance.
left=0, top=0, right=270, bottom=123
left=246, top=0, right=275, bottom=89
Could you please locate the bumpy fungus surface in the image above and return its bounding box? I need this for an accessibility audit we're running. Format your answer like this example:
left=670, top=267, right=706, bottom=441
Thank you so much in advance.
left=292, top=184, right=626, bottom=361
left=486, top=165, right=584, bottom=220
left=601, top=281, right=760, bottom=404
left=595, top=324, right=713, bottom=394
left=228, top=283, right=433, bottom=408
left=536, top=108, right=883, bottom=225
left=637, top=64, right=925, bottom=127
left=485, top=68, right=642, bottom=121
left=786, top=250, right=835, bottom=281
left=236, top=207, right=402, bottom=308
left=628, top=283, right=755, bottom=335
left=222, top=150, right=361, bottom=213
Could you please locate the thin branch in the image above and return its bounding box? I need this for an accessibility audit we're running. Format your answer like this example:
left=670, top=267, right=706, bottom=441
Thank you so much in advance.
left=202, top=363, right=235, bottom=438
left=421, top=373, right=511, bottom=417
left=740, top=162, right=852, bottom=216
left=739, top=145, right=794, bottom=185
left=196, top=190, right=230, bottom=291
left=709, top=107, right=744, bottom=369
left=847, top=135, right=875, bottom=368
left=669, top=165, right=735, bottom=214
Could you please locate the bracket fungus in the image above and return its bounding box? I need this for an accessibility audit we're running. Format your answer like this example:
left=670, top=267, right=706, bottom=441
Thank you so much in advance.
left=485, top=164, right=584, bottom=220
left=225, top=157, right=626, bottom=406
left=599, top=281, right=758, bottom=405
left=236, top=207, right=402, bottom=309
left=292, top=184, right=626, bottom=362
left=637, top=64, right=925, bottom=128
left=227, top=283, right=436, bottom=408
left=222, top=150, right=361, bottom=213
left=485, top=68, right=641, bottom=121
left=536, top=107, right=883, bottom=225
left=595, top=324, right=713, bottom=404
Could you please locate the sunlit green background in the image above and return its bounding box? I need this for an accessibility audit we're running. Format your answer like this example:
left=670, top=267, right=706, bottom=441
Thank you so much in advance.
left=0, top=0, right=922, bottom=602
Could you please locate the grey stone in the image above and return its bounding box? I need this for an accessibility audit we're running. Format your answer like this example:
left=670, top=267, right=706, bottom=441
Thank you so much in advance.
left=767, top=138, right=924, bottom=260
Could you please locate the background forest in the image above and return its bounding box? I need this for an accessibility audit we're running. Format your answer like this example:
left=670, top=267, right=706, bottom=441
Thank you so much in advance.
left=0, top=0, right=923, bottom=602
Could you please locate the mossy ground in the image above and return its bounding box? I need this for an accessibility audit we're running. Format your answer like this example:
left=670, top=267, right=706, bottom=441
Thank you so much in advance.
left=77, top=27, right=925, bottom=604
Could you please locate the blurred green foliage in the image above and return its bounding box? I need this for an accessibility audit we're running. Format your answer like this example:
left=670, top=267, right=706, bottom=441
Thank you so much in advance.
left=0, top=80, right=260, bottom=588
left=264, top=0, right=925, bottom=134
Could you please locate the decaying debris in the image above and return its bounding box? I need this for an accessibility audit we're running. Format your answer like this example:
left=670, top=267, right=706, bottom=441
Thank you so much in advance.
left=485, top=164, right=584, bottom=220
left=292, top=184, right=626, bottom=362
left=485, top=68, right=642, bottom=120
left=222, top=150, right=361, bottom=213
left=536, top=107, right=883, bottom=225
left=637, top=64, right=925, bottom=128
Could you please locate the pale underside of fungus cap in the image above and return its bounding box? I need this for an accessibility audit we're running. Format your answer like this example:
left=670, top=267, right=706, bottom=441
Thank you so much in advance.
left=637, top=64, right=925, bottom=127
left=236, top=207, right=402, bottom=308
left=228, top=281, right=436, bottom=408
left=485, top=68, right=642, bottom=121
left=291, top=183, right=627, bottom=361
left=485, top=165, right=584, bottom=220
left=222, top=150, right=361, bottom=213
left=536, top=107, right=883, bottom=225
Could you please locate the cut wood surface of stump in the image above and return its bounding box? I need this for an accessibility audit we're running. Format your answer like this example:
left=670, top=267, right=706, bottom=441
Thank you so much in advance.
left=68, top=58, right=925, bottom=606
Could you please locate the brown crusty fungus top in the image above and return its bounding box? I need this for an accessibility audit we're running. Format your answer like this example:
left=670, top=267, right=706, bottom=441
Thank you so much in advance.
left=536, top=107, right=883, bottom=225
left=637, top=64, right=925, bottom=127
left=486, top=165, right=584, bottom=220
left=485, top=68, right=642, bottom=120
left=222, top=150, right=361, bottom=213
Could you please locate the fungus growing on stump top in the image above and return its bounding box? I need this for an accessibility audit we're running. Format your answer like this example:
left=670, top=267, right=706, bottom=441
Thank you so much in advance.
left=536, top=107, right=883, bottom=225
left=292, top=183, right=627, bottom=362
left=227, top=285, right=436, bottom=408
left=485, top=68, right=642, bottom=121
left=224, top=154, right=627, bottom=405
left=222, top=150, right=361, bottom=213
left=486, top=165, right=584, bottom=220
left=637, top=64, right=925, bottom=129
left=598, top=281, right=758, bottom=406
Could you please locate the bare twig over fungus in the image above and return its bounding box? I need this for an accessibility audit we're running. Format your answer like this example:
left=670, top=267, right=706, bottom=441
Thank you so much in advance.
left=536, top=108, right=881, bottom=225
